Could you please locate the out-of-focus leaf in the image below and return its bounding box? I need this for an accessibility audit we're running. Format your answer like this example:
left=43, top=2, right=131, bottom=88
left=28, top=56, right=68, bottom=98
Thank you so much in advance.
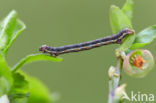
left=19, top=72, right=52, bottom=103
left=9, top=72, right=29, bottom=103
left=0, top=53, right=13, bottom=97
left=9, top=71, right=52, bottom=103
left=122, top=0, right=134, bottom=20
left=9, top=73, right=29, bottom=95
left=0, top=10, right=26, bottom=55
left=110, top=5, right=135, bottom=56
left=130, top=26, right=156, bottom=49
left=11, top=53, right=62, bottom=72
left=9, top=97, right=28, bottom=103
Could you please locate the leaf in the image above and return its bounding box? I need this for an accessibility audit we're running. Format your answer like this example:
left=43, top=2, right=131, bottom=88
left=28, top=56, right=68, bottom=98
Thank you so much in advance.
left=9, top=71, right=53, bottom=103
left=122, top=0, right=134, bottom=20
left=19, top=72, right=52, bottom=103
left=110, top=5, right=132, bottom=33
left=11, top=53, right=62, bottom=72
left=9, top=97, right=28, bottom=103
left=9, top=73, right=29, bottom=95
left=8, top=72, right=29, bottom=103
left=130, top=25, right=156, bottom=49
left=0, top=52, right=13, bottom=97
left=0, top=10, right=26, bottom=56
left=110, top=5, right=135, bottom=56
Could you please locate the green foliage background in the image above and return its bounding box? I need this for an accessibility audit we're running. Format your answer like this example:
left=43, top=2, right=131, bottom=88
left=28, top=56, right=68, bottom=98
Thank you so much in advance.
left=0, top=0, right=156, bottom=103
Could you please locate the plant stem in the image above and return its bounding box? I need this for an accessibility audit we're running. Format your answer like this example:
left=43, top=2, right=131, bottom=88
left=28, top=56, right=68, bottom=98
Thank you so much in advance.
left=108, top=58, right=121, bottom=103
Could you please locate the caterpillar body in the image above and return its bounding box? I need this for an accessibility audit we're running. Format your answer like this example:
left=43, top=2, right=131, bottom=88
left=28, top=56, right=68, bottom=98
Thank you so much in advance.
left=39, top=28, right=134, bottom=57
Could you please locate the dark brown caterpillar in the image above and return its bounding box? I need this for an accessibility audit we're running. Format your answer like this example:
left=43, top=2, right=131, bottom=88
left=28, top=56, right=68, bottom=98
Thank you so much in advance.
left=39, top=28, right=134, bottom=57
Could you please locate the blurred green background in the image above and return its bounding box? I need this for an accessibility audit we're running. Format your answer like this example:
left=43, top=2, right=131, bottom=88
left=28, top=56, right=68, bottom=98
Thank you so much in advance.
left=0, top=0, right=156, bottom=103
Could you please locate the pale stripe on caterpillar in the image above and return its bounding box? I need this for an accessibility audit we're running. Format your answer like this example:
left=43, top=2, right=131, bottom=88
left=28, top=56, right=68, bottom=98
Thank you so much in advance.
left=39, top=28, right=134, bottom=57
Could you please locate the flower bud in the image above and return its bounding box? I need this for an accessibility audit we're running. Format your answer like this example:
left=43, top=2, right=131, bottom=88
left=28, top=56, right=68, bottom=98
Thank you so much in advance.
left=115, top=84, right=126, bottom=98
left=108, top=66, right=116, bottom=79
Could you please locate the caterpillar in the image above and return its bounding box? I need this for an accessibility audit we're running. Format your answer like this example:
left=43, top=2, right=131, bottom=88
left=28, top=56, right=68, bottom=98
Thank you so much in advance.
left=39, top=28, right=134, bottom=57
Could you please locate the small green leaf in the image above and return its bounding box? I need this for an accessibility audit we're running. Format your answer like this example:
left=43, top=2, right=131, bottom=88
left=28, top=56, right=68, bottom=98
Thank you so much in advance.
left=9, top=73, right=29, bottom=95
left=9, top=72, right=29, bottom=103
left=122, top=0, right=134, bottom=20
left=9, top=71, right=53, bottom=103
left=19, top=72, right=52, bottom=103
left=0, top=10, right=26, bottom=55
left=110, top=5, right=132, bottom=33
left=11, top=53, right=62, bottom=72
left=110, top=5, right=135, bottom=56
left=130, top=26, right=156, bottom=49
left=0, top=53, right=13, bottom=96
